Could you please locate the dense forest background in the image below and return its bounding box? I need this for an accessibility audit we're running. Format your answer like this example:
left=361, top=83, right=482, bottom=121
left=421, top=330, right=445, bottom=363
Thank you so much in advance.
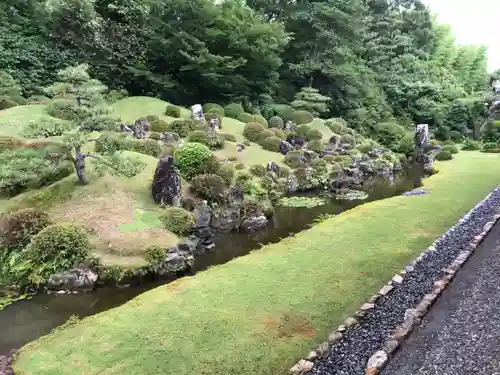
left=1, top=0, right=499, bottom=139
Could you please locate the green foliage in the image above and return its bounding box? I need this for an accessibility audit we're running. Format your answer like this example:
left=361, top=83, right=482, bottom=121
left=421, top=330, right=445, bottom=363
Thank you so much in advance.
left=307, top=140, right=324, bottom=153
left=105, top=89, right=128, bottom=103
left=0, top=135, right=25, bottom=152
left=292, top=110, right=314, bottom=125
left=480, top=120, right=500, bottom=143
left=290, top=87, right=331, bottom=117
left=260, top=136, right=282, bottom=152
left=296, top=125, right=322, bottom=141
left=270, top=104, right=295, bottom=122
left=0, top=96, right=18, bottom=110
left=435, top=150, right=453, bottom=161
left=161, top=207, right=195, bottom=236
left=442, top=144, right=459, bottom=154
left=284, top=150, right=304, bottom=168
left=95, top=133, right=161, bottom=157
left=150, top=120, right=170, bottom=133
left=243, top=122, right=266, bottom=142
left=268, top=116, right=284, bottom=129
left=373, top=122, right=407, bottom=151
left=174, top=142, right=216, bottom=180
left=219, top=133, right=237, bottom=142
left=216, top=163, right=235, bottom=185
left=279, top=196, right=326, bottom=208
left=203, top=103, right=224, bottom=115
left=149, top=132, right=162, bottom=141
left=0, top=209, right=51, bottom=252
left=205, top=112, right=222, bottom=125
left=146, top=115, right=160, bottom=122
left=224, top=104, right=245, bottom=119
left=462, top=139, right=481, bottom=151
left=22, top=118, right=75, bottom=138
left=169, top=119, right=200, bottom=137
left=237, top=112, right=254, bottom=123
left=187, top=130, right=225, bottom=150
left=249, top=165, right=267, bottom=177
left=165, top=104, right=181, bottom=118
left=269, top=127, right=286, bottom=139
left=258, top=129, right=275, bottom=142
left=235, top=163, right=245, bottom=170
left=481, top=142, right=500, bottom=153
left=325, top=118, right=348, bottom=134
left=81, top=115, right=121, bottom=132
left=191, top=174, right=227, bottom=201
left=253, top=115, right=268, bottom=127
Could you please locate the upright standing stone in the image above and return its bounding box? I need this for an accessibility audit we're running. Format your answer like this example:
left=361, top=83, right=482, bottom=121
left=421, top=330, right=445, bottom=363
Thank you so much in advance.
left=151, top=156, right=182, bottom=206
left=191, top=104, right=206, bottom=123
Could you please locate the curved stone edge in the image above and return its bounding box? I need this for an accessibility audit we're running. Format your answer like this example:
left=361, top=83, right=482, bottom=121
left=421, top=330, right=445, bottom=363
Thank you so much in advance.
left=288, top=189, right=500, bottom=375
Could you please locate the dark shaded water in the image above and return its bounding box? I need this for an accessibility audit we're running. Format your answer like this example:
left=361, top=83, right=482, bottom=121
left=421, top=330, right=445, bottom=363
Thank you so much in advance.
left=0, top=170, right=420, bottom=354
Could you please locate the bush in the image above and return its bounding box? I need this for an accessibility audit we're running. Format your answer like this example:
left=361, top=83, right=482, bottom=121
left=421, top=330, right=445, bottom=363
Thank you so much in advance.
left=243, top=122, right=266, bottom=142
left=258, top=129, right=275, bottom=142
left=482, top=142, right=499, bottom=152
left=146, top=115, right=159, bottom=122
left=253, top=115, right=268, bottom=127
left=203, top=103, right=224, bottom=114
left=187, top=130, right=225, bottom=150
left=307, top=140, right=324, bottom=153
left=235, top=163, right=245, bottom=170
left=269, top=127, right=286, bottom=139
left=292, top=110, right=314, bottom=125
left=95, top=132, right=161, bottom=157
left=80, top=115, right=121, bottom=132
left=261, top=136, right=282, bottom=152
left=0, top=208, right=51, bottom=252
left=165, top=104, right=181, bottom=118
left=191, top=174, right=227, bottom=201
left=129, top=139, right=162, bottom=157
left=249, top=164, right=267, bottom=177
left=174, top=142, right=217, bottom=180
left=341, top=134, right=356, bottom=146
left=207, top=107, right=225, bottom=117
left=395, top=133, right=415, bottom=156
left=243, top=140, right=251, bottom=146
left=443, top=140, right=455, bottom=146
left=106, top=89, right=128, bottom=103
left=435, top=150, right=453, bottom=161
left=442, top=144, right=459, bottom=154
left=448, top=130, right=463, bottom=142
left=22, top=119, right=74, bottom=138
left=216, top=163, right=235, bottom=185
left=325, top=118, right=347, bottom=134
left=149, top=132, right=162, bottom=141
left=462, top=138, right=481, bottom=151
left=284, top=150, right=304, bottom=168
left=0, top=135, right=25, bottom=153
left=47, top=99, right=92, bottom=121
left=373, top=122, right=407, bottom=150
left=296, top=125, right=322, bottom=141
left=237, top=112, right=254, bottom=123
left=219, top=133, right=237, bottom=142
left=170, top=119, right=202, bottom=137
left=271, top=104, right=295, bottom=122
left=269, top=116, right=284, bottom=129
left=0, top=96, right=18, bottom=110
left=161, top=207, right=195, bottom=236
left=205, top=112, right=222, bottom=125
left=224, top=103, right=245, bottom=119
left=150, top=120, right=170, bottom=133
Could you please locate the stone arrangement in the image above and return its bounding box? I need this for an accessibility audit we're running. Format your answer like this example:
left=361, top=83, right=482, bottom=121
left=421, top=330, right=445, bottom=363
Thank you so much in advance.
left=191, top=104, right=206, bottom=123
left=288, top=187, right=500, bottom=375
left=151, top=156, right=182, bottom=207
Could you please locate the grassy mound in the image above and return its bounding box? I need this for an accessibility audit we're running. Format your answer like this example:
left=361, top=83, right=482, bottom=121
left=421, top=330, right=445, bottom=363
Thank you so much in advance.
left=0, top=104, right=59, bottom=136
left=14, top=152, right=500, bottom=375
left=111, top=97, right=191, bottom=123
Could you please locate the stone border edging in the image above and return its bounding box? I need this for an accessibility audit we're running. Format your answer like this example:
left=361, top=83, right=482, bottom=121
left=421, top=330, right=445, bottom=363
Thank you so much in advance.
left=288, top=190, right=500, bottom=375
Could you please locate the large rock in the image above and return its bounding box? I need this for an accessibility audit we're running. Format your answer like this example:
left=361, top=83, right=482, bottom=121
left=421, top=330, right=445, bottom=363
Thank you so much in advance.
left=47, top=268, right=98, bottom=292
left=151, top=156, right=182, bottom=206
left=211, top=207, right=241, bottom=233
left=241, top=215, right=268, bottom=232
left=157, top=247, right=194, bottom=275
left=279, top=140, right=294, bottom=155
left=191, top=104, right=206, bottom=123
left=0, top=351, right=14, bottom=375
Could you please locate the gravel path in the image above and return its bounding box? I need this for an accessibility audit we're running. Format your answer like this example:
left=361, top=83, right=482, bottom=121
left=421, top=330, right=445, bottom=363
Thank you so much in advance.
left=311, top=187, right=500, bottom=375
left=383, top=216, right=500, bottom=375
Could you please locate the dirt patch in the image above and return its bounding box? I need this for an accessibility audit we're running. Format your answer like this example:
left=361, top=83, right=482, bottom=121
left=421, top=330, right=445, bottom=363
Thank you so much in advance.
left=263, top=314, right=316, bottom=339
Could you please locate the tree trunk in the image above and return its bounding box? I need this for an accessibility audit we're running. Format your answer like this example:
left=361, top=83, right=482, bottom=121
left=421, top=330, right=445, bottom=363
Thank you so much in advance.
left=74, top=146, right=89, bottom=185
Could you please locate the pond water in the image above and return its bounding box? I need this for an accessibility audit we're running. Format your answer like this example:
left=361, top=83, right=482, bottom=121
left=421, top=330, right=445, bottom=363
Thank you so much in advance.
left=0, top=169, right=421, bottom=354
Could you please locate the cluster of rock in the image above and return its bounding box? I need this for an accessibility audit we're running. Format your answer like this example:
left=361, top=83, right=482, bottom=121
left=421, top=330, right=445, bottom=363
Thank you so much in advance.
left=0, top=351, right=14, bottom=375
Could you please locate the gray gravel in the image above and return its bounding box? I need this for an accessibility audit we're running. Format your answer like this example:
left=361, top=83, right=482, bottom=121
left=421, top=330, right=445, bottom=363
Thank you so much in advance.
left=311, top=187, right=500, bottom=375
left=383, top=215, right=500, bottom=375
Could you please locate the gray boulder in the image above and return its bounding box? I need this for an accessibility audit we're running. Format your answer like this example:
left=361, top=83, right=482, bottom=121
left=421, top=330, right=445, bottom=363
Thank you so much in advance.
left=47, top=268, right=98, bottom=292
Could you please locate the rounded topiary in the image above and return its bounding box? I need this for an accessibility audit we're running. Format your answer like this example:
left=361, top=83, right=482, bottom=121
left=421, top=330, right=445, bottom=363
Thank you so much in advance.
left=442, top=144, right=459, bottom=154
left=161, top=207, right=195, bottom=236
left=462, top=139, right=480, bottom=151
left=237, top=112, right=254, bottom=123
left=296, top=125, right=322, bottom=141
left=341, top=134, right=356, bottom=146
left=149, top=132, right=162, bottom=140
left=269, top=127, right=286, bottom=140
left=235, top=163, right=245, bottom=170
left=253, top=115, right=268, bottom=127
left=187, top=130, right=225, bottom=150
left=174, top=142, right=217, bottom=180
left=442, top=140, right=455, bottom=146
left=307, top=139, right=324, bottom=153
left=325, top=118, right=347, bottom=134
left=149, top=119, right=170, bottom=133
left=204, top=112, right=222, bottom=124
left=258, top=128, right=275, bottom=142
left=146, top=115, right=160, bottom=122
left=47, top=99, right=91, bottom=121
left=448, top=130, right=463, bottom=142
left=249, top=164, right=267, bottom=177
left=191, top=174, right=227, bottom=201
left=224, top=103, right=245, bottom=119
left=243, top=122, right=266, bottom=142
left=435, top=150, right=453, bottom=161
left=203, top=103, right=224, bottom=115
left=261, top=136, right=282, bottom=152
left=130, top=139, right=162, bottom=157
left=207, top=107, right=224, bottom=117
left=268, top=116, right=284, bottom=129
left=219, top=133, right=237, bottom=142
left=0, top=96, right=18, bottom=110
left=0, top=208, right=51, bottom=252
left=165, top=104, right=181, bottom=118
left=216, top=163, right=235, bottom=185
left=292, top=110, right=314, bottom=125
left=482, top=142, right=500, bottom=152
left=271, top=104, right=295, bottom=122
left=169, top=119, right=193, bottom=137
left=284, top=150, right=304, bottom=168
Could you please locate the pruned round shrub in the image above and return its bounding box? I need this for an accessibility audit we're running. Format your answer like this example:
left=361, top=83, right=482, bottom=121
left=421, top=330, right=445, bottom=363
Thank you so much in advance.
left=205, top=112, right=222, bottom=125
left=269, top=116, right=284, bottom=129
left=325, top=118, right=347, bottom=134
left=22, top=119, right=74, bottom=138
left=21, top=223, right=91, bottom=284
left=261, top=136, right=282, bottom=152
left=269, top=127, right=286, bottom=140
left=150, top=119, right=170, bottom=133
left=243, top=140, right=251, bottom=146
left=481, top=142, right=500, bottom=152
left=47, top=99, right=91, bottom=121
left=448, top=130, right=463, bottom=142
left=435, top=150, right=453, bottom=161
left=146, top=115, right=159, bottom=122
left=169, top=119, right=192, bottom=137
left=292, top=110, right=314, bottom=125
left=462, top=139, right=480, bottom=151
left=130, top=139, right=162, bottom=157
left=0, top=135, right=25, bottom=153
left=224, top=103, right=245, bottom=119
left=443, top=140, right=455, bottom=146
left=307, top=139, right=324, bottom=153
left=341, top=134, right=356, bottom=146
left=165, top=104, right=181, bottom=118
left=219, top=133, right=237, bottom=142
left=161, top=207, right=195, bottom=236
left=258, top=129, right=275, bottom=142
left=235, top=163, right=245, bottom=170
left=237, top=112, right=254, bottom=123
left=174, top=142, right=216, bottom=180
left=284, top=150, right=304, bottom=168
left=80, top=115, right=121, bottom=132
left=249, top=164, right=267, bottom=177
left=0, top=208, right=51, bottom=251
left=296, top=125, right=322, bottom=141
left=207, top=107, right=224, bottom=117
left=253, top=115, right=268, bottom=127
left=0, top=96, right=18, bottom=110
left=187, top=130, right=225, bottom=150
left=203, top=103, right=224, bottom=114
left=243, top=122, right=266, bottom=142
left=191, top=174, right=226, bottom=201
left=216, top=163, right=235, bottom=185
left=442, top=144, right=459, bottom=154
left=149, top=132, right=162, bottom=140
left=271, top=104, right=295, bottom=122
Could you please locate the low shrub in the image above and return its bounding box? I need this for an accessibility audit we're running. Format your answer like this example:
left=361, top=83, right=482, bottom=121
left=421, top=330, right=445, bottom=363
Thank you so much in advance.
left=146, top=115, right=159, bottom=122
left=203, top=103, right=224, bottom=115
left=292, top=110, right=314, bottom=125
left=271, top=104, right=295, bottom=122
left=481, top=142, right=500, bottom=153
left=129, top=139, right=162, bottom=157
left=105, top=89, right=128, bottom=103
left=443, top=140, right=455, bottom=146
left=161, top=207, right=195, bottom=236
left=207, top=107, right=224, bottom=117
left=22, top=119, right=74, bottom=138
left=149, top=132, right=162, bottom=140
left=191, top=174, right=227, bottom=201
left=284, top=150, right=304, bottom=168
left=0, top=135, right=25, bottom=152
left=253, top=115, right=268, bottom=127
left=261, top=136, right=282, bottom=152
left=187, top=130, right=225, bottom=150
left=165, top=104, right=181, bottom=118
left=205, top=112, right=222, bottom=125
left=269, top=128, right=285, bottom=139
left=0, top=208, right=51, bottom=252
left=307, top=139, right=324, bottom=153
left=243, top=140, right=251, bottom=146
left=224, top=103, right=245, bottom=119
left=269, top=116, right=284, bottom=129
left=243, top=122, right=266, bottom=142
left=150, top=120, right=170, bottom=133
left=462, top=138, right=481, bottom=151
left=47, top=99, right=92, bottom=121
left=219, top=133, right=237, bottom=142
left=95, top=132, right=161, bottom=157
left=170, top=119, right=202, bottom=137
left=430, top=139, right=442, bottom=146
left=80, top=115, right=121, bottom=132
left=216, top=163, right=235, bottom=185
left=296, top=125, right=322, bottom=141
left=249, top=164, right=267, bottom=177
left=0, top=96, right=18, bottom=110
left=442, top=144, right=459, bottom=154
left=277, top=165, right=290, bottom=178
left=435, top=150, right=453, bottom=161
left=341, top=134, right=356, bottom=147
left=258, top=129, right=275, bottom=142
left=237, top=112, right=254, bottom=123
left=235, top=163, right=245, bottom=170
left=174, top=142, right=218, bottom=180
left=448, top=130, right=463, bottom=142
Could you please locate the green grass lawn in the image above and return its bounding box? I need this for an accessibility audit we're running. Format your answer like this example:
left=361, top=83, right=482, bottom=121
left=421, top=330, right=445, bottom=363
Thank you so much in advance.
left=0, top=104, right=55, bottom=136
left=13, top=151, right=500, bottom=375
left=111, top=96, right=191, bottom=123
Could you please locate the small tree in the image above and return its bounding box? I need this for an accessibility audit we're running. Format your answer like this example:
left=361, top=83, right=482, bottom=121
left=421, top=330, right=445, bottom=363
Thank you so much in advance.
left=0, top=70, right=22, bottom=98
left=290, top=87, right=331, bottom=117
left=63, top=131, right=146, bottom=185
